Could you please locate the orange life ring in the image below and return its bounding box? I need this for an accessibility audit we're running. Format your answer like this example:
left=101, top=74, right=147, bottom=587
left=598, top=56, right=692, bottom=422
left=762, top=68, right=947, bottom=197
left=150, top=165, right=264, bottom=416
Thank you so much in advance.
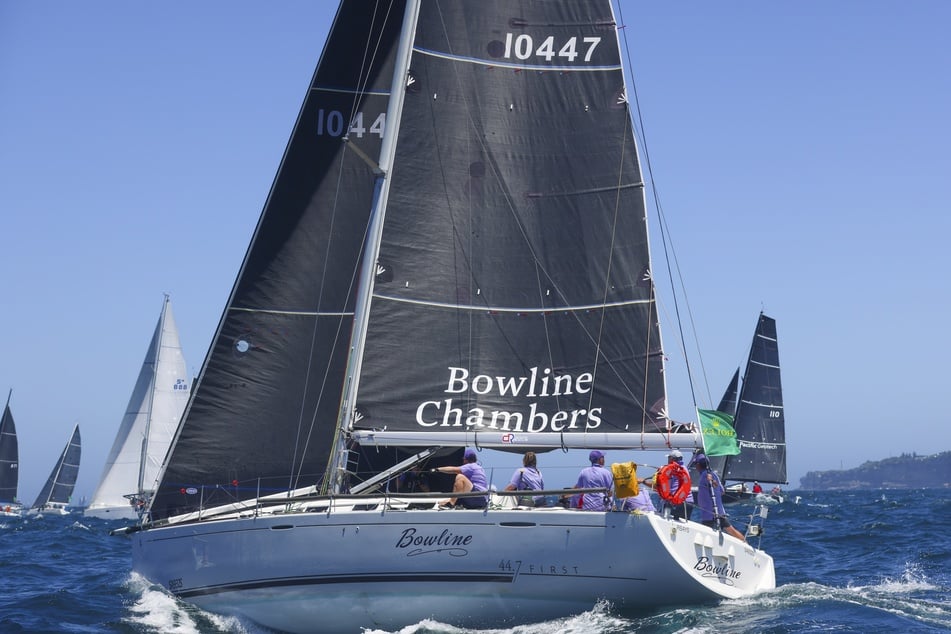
left=655, top=463, right=692, bottom=505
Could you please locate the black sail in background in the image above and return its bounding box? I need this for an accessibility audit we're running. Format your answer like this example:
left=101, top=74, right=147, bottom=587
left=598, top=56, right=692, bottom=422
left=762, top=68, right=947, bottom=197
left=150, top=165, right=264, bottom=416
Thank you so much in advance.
left=32, top=424, right=81, bottom=508
left=721, top=314, right=787, bottom=485
left=149, top=1, right=407, bottom=521
left=717, top=368, right=740, bottom=418
left=0, top=400, right=19, bottom=503
left=707, top=368, right=739, bottom=478
left=354, top=1, right=667, bottom=439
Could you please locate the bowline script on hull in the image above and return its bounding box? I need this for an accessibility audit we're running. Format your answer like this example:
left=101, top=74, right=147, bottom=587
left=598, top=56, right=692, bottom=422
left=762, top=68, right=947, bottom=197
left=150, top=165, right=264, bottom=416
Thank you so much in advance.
left=126, top=1, right=777, bottom=631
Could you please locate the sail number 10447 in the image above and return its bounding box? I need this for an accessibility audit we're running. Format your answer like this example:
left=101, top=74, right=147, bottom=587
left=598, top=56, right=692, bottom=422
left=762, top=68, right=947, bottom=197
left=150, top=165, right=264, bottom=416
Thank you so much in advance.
left=501, top=34, right=601, bottom=63
left=316, top=109, right=385, bottom=139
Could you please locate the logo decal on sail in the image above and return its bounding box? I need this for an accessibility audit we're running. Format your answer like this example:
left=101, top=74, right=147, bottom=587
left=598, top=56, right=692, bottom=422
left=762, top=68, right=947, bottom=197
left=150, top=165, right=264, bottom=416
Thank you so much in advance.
left=415, top=366, right=603, bottom=432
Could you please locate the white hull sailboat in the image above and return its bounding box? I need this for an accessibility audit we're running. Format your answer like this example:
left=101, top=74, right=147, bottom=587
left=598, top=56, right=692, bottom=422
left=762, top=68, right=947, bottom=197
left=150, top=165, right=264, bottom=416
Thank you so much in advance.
left=126, top=1, right=777, bottom=631
left=85, top=295, right=189, bottom=520
left=133, top=499, right=773, bottom=633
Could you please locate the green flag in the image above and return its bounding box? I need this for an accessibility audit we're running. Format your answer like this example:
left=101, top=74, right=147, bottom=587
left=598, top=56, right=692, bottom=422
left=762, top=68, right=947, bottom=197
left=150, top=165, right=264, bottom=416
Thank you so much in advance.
left=698, top=408, right=741, bottom=457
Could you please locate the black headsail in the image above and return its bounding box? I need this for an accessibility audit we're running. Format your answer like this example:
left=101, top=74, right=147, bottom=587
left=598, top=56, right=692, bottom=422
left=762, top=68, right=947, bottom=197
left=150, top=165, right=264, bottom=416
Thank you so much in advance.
left=148, top=1, right=408, bottom=521
left=0, top=392, right=19, bottom=504
left=721, top=313, right=787, bottom=485
left=349, top=1, right=669, bottom=448
left=706, top=367, right=739, bottom=478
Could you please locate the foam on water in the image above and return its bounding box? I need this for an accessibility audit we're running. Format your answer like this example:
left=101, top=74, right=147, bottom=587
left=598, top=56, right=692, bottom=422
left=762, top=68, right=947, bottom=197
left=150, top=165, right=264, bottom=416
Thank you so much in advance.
left=125, top=572, right=258, bottom=634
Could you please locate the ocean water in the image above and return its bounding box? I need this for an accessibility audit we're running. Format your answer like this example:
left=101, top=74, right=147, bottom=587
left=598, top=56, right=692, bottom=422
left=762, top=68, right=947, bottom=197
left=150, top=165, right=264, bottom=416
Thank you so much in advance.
left=1, top=489, right=948, bottom=633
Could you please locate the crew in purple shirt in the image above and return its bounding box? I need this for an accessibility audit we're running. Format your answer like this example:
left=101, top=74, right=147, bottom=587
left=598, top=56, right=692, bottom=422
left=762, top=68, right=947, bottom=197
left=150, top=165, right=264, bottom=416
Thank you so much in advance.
left=693, top=455, right=746, bottom=542
left=505, top=451, right=545, bottom=506
left=434, top=448, right=487, bottom=509
left=574, top=450, right=613, bottom=511
left=619, top=484, right=656, bottom=513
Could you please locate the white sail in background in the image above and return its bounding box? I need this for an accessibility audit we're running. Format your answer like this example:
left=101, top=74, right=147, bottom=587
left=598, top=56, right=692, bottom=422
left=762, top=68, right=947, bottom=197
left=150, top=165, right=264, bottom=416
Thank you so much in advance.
left=86, top=295, right=189, bottom=519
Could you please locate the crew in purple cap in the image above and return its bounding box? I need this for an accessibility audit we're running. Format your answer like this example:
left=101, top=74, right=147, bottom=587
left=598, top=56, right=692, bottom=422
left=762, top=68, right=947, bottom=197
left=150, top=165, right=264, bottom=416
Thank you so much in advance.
left=433, top=448, right=488, bottom=509
left=573, top=450, right=614, bottom=511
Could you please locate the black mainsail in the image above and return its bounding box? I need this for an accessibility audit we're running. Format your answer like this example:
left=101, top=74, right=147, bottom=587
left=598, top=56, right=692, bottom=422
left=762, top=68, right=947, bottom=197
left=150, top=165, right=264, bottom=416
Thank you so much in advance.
left=351, top=1, right=667, bottom=444
left=0, top=392, right=19, bottom=505
left=720, top=313, right=787, bottom=485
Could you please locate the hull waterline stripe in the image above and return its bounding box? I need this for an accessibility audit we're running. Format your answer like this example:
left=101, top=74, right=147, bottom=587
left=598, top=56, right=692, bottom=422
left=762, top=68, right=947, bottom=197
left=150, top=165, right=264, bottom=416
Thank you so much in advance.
left=175, top=570, right=650, bottom=599
left=177, top=572, right=515, bottom=598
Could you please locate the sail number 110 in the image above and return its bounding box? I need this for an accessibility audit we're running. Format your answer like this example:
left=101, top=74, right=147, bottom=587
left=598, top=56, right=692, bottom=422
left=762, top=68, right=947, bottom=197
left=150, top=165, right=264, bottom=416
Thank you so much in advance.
left=502, top=33, right=601, bottom=63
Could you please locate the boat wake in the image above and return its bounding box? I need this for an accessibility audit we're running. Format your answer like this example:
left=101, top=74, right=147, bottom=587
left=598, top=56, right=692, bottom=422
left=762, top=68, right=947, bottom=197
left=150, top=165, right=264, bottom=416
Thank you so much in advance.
left=363, top=600, right=628, bottom=634
left=718, top=567, right=950, bottom=631
left=124, top=572, right=261, bottom=634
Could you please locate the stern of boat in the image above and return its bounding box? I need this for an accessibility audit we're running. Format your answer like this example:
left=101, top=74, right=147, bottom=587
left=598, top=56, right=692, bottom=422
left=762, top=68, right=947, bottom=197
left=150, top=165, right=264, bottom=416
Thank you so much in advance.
left=642, top=513, right=776, bottom=599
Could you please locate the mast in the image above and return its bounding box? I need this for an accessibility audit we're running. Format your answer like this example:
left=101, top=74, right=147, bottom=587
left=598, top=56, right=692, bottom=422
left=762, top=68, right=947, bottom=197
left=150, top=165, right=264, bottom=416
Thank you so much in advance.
left=327, top=0, right=422, bottom=494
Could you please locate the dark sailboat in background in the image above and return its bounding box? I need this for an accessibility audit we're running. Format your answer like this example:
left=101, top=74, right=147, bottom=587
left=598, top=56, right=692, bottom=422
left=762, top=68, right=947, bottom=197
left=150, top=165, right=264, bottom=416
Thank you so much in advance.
left=716, top=313, right=787, bottom=503
left=125, top=2, right=776, bottom=631
left=29, top=424, right=81, bottom=515
left=0, top=390, right=22, bottom=517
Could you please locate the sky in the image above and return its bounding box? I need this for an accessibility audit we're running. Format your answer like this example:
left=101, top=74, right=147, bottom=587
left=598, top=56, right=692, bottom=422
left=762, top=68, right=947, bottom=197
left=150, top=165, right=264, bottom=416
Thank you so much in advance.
left=2, top=1, right=949, bottom=506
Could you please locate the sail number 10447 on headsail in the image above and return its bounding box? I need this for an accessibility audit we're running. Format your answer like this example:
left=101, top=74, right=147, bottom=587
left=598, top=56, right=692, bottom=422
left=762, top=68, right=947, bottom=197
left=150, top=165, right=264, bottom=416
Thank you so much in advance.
left=501, top=34, right=601, bottom=63
left=316, top=109, right=385, bottom=138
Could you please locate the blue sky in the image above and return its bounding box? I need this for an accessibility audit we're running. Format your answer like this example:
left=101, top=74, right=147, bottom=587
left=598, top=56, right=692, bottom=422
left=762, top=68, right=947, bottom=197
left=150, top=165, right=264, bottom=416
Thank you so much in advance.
left=2, top=2, right=949, bottom=505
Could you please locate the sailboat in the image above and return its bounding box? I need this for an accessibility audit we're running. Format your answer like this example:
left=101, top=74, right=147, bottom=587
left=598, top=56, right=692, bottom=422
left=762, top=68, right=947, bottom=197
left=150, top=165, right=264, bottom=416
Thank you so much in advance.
left=713, top=313, right=787, bottom=503
left=0, top=390, right=23, bottom=517
left=85, top=295, right=190, bottom=520
left=29, top=424, right=81, bottom=515
left=125, top=2, right=776, bottom=631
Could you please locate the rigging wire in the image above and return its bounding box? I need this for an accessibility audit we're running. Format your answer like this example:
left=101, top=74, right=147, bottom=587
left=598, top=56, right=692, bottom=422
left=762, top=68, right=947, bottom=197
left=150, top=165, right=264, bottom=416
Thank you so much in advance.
left=295, top=0, right=404, bottom=493
left=614, top=1, right=714, bottom=411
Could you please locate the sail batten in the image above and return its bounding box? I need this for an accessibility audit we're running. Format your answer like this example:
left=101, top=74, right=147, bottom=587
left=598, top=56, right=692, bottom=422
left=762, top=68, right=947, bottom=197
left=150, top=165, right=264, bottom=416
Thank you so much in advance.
left=229, top=306, right=356, bottom=317
left=371, top=294, right=655, bottom=312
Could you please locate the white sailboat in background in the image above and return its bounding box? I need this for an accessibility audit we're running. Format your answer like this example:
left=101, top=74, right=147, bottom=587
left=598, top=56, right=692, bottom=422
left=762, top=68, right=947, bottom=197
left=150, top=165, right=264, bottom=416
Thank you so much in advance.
left=85, top=295, right=189, bottom=520
left=0, top=390, right=23, bottom=517
left=123, top=2, right=776, bottom=631
left=29, top=423, right=81, bottom=516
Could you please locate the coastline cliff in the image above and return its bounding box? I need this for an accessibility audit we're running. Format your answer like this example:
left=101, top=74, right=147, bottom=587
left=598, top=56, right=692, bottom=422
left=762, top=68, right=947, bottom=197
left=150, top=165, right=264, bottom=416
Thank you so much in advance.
left=799, top=451, right=951, bottom=490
